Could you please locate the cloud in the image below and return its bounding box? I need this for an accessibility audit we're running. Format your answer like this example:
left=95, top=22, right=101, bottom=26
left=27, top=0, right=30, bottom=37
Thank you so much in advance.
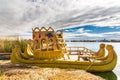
left=101, top=32, right=120, bottom=40
left=50, top=6, right=120, bottom=28
left=77, top=28, right=91, bottom=33
left=64, top=30, right=120, bottom=40
left=64, top=32, right=104, bottom=39
left=0, top=0, right=120, bottom=39
left=103, top=32, right=120, bottom=36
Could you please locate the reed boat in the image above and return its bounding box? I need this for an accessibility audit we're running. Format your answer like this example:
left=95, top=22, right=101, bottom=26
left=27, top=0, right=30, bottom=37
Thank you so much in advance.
left=11, top=44, right=117, bottom=72
left=10, top=27, right=117, bottom=72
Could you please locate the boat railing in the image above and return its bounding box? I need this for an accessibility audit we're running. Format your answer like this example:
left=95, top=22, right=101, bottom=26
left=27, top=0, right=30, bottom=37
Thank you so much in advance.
left=67, top=47, right=95, bottom=55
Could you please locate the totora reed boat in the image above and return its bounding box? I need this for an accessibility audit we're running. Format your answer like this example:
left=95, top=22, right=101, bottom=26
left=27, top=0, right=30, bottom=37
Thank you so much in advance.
left=10, top=27, right=117, bottom=72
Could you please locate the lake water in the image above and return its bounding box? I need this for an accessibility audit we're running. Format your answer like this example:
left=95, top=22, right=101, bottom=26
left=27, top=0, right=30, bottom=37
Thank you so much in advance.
left=66, top=42, right=120, bottom=80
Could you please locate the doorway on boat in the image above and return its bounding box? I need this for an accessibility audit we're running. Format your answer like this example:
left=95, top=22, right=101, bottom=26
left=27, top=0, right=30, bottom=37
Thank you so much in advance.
left=41, top=39, right=47, bottom=51
left=48, top=38, right=54, bottom=51
left=33, top=39, right=40, bottom=50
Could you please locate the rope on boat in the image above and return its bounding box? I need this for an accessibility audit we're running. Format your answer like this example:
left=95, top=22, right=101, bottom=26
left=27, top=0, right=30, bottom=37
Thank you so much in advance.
left=86, top=59, right=96, bottom=71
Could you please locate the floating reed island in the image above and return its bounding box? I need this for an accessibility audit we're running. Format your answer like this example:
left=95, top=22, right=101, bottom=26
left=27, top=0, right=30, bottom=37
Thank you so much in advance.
left=0, top=60, right=104, bottom=80
left=10, top=27, right=117, bottom=72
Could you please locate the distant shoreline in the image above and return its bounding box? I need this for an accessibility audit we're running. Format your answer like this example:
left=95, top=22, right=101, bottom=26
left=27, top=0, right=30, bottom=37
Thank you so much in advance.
left=65, top=40, right=120, bottom=42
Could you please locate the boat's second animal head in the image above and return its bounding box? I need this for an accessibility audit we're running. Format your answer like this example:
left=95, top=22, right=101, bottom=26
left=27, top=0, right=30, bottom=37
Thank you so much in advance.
left=106, top=45, right=113, bottom=51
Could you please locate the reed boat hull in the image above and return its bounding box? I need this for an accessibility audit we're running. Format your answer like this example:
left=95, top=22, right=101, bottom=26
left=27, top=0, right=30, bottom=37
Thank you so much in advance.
left=11, top=46, right=117, bottom=72
left=33, top=50, right=64, bottom=59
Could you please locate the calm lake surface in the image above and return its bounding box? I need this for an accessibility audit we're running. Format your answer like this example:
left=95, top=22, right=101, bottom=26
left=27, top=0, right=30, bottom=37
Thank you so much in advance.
left=66, top=42, right=120, bottom=80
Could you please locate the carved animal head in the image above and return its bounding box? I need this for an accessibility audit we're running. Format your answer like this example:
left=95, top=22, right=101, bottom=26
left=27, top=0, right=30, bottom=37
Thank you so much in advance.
left=106, top=45, right=113, bottom=50
left=100, top=43, right=105, bottom=48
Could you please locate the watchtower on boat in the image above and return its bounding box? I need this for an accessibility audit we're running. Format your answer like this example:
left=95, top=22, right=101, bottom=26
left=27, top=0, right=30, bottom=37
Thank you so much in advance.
left=32, top=27, right=55, bottom=50
left=32, top=27, right=66, bottom=51
left=31, top=27, right=67, bottom=59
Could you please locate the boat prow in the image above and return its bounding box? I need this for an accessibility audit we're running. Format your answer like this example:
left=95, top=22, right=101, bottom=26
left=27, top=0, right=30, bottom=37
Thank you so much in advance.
left=20, top=44, right=34, bottom=59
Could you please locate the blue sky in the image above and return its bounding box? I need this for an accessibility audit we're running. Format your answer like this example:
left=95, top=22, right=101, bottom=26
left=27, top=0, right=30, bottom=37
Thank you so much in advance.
left=0, top=0, right=120, bottom=40
left=64, top=25, right=120, bottom=34
left=63, top=25, right=120, bottom=40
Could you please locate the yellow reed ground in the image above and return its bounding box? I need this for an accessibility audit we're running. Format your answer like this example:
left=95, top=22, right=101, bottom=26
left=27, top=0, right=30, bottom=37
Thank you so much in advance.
left=0, top=60, right=104, bottom=80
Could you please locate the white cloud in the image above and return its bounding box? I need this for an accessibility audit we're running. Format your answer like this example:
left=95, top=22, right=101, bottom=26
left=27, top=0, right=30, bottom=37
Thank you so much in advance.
left=77, top=28, right=91, bottom=33
left=82, top=33, right=103, bottom=37
left=77, top=28, right=84, bottom=33
left=64, top=32, right=104, bottom=39
left=64, top=30, right=120, bottom=40
left=0, top=0, right=120, bottom=39
left=102, top=32, right=120, bottom=35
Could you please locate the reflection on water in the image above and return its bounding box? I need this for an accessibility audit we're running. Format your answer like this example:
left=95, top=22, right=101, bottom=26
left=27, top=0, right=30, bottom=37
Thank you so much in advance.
left=91, top=71, right=117, bottom=80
